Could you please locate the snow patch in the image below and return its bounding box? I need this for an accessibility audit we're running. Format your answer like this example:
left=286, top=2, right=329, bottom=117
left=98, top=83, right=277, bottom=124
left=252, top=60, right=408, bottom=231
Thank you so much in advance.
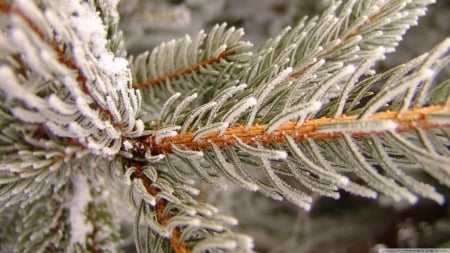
left=69, top=174, right=93, bottom=245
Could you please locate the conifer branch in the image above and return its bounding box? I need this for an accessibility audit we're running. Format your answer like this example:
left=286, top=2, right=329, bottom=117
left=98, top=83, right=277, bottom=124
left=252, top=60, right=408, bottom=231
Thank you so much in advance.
left=0, top=0, right=143, bottom=154
left=289, top=2, right=387, bottom=78
left=133, top=51, right=231, bottom=89
left=131, top=163, right=191, bottom=253
left=133, top=104, right=449, bottom=156
left=130, top=23, right=253, bottom=116
left=127, top=160, right=253, bottom=253
left=0, top=2, right=124, bottom=129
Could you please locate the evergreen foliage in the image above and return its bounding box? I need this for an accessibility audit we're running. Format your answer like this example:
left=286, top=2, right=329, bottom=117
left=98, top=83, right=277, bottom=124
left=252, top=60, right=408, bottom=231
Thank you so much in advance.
left=0, top=0, right=449, bottom=252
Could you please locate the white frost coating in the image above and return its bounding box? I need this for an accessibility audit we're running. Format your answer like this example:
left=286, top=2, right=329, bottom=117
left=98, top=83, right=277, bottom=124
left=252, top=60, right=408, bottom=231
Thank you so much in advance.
left=142, top=166, right=158, bottom=183
left=145, top=153, right=165, bottom=163
left=44, top=9, right=71, bottom=42
left=104, top=121, right=121, bottom=139
left=129, top=89, right=139, bottom=113
left=69, top=174, right=93, bottom=245
left=213, top=44, right=227, bottom=58
left=76, top=97, right=105, bottom=130
left=427, top=114, right=450, bottom=126
left=123, top=139, right=133, bottom=151
left=102, top=139, right=122, bottom=156
left=194, top=202, right=218, bottom=217
left=42, top=109, right=76, bottom=125
left=176, top=184, right=200, bottom=196
left=335, top=46, right=386, bottom=117
left=422, top=38, right=450, bottom=69
left=311, top=64, right=356, bottom=103
left=284, top=59, right=325, bottom=111
left=317, top=120, right=398, bottom=134
left=211, top=144, right=259, bottom=191
left=135, top=119, right=144, bottom=133
left=39, top=48, right=72, bottom=76
left=214, top=214, right=239, bottom=226
left=171, top=93, right=198, bottom=124
left=135, top=179, right=157, bottom=206
left=160, top=92, right=182, bottom=119
left=154, top=126, right=181, bottom=144
left=125, top=119, right=144, bottom=137
left=106, top=95, right=122, bottom=122
left=47, top=94, right=77, bottom=115
left=86, top=135, right=110, bottom=151
left=0, top=67, right=29, bottom=101
left=222, top=97, right=257, bottom=125
left=28, top=0, right=141, bottom=155
left=207, top=82, right=247, bottom=124
left=155, top=130, right=178, bottom=145
left=247, top=67, right=293, bottom=127
left=341, top=181, right=378, bottom=199
left=9, top=24, right=51, bottom=80
left=343, top=134, right=418, bottom=204
left=233, top=137, right=287, bottom=161
left=193, top=238, right=237, bottom=253
left=61, top=76, right=84, bottom=99
left=144, top=215, right=170, bottom=238
left=15, top=0, right=50, bottom=37
left=0, top=32, right=17, bottom=56
left=119, top=88, right=135, bottom=132
left=166, top=216, right=201, bottom=234
left=46, top=121, right=79, bottom=138
left=371, top=137, right=444, bottom=204
left=235, top=234, right=254, bottom=250
left=193, top=122, right=229, bottom=141
left=180, top=102, right=218, bottom=134
left=68, top=121, right=92, bottom=138
left=285, top=136, right=349, bottom=186
left=11, top=107, right=46, bottom=123
left=171, top=144, right=204, bottom=160
left=360, top=68, right=434, bottom=119
left=261, top=158, right=312, bottom=211
left=267, top=101, right=322, bottom=133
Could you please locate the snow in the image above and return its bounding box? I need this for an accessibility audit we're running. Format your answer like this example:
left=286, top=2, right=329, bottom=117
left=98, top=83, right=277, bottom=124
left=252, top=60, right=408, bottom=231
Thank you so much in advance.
left=12, top=0, right=143, bottom=154
left=69, top=174, right=93, bottom=245
left=122, top=139, right=133, bottom=151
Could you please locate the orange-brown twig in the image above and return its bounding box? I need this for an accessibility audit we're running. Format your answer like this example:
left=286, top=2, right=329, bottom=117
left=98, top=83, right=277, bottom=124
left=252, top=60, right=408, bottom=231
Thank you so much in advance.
left=147, top=105, right=450, bottom=155
left=133, top=51, right=231, bottom=89
left=132, top=163, right=191, bottom=253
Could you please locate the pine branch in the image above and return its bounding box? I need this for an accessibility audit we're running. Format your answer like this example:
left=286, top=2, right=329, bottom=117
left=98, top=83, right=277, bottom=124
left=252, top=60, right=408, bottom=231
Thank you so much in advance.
left=0, top=0, right=143, bottom=155
left=236, top=0, right=435, bottom=90
left=288, top=0, right=406, bottom=78
left=129, top=37, right=450, bottom=211
left=0, top=2, right=131, bottom=252
left=133, top=50, right=231, bottom=89
left=130, top=162, right=191, bottom=253
left=127, top=160, right=253, bottom=253
left=131, top=23, right=252, bottom=88
left=0, top=1, right=125, bottom=129
left=129, top=23, right=253, bottom=118
left=136, top=105, right=449, bottom=155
